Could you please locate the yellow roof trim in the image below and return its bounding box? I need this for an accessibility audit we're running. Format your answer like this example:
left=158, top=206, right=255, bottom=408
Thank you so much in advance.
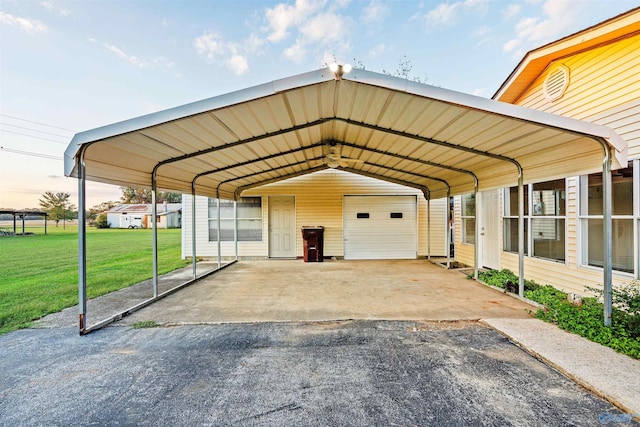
left=494, top=7, right=640, bottom=103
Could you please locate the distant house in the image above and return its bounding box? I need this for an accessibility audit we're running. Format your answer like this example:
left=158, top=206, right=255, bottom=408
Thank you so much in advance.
left=106, top=203, right=181, bottom=229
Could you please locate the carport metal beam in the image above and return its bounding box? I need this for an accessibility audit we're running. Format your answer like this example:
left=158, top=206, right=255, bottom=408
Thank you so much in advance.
left=340, top=166, right=431, bottom=200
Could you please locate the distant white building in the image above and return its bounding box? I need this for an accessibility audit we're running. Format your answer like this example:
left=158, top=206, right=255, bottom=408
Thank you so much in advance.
left=106, top=203, right=181, bottom=229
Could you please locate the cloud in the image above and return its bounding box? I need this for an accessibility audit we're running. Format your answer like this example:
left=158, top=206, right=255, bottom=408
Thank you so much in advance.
left=474, top=25, right=490, bottom=37
left=40, top=1, right=71, bottom=16
left=0, top=11, right=47, bottom=34
left=226, top=54, right=249, bottom=74
left=425, top=3, right=461, bottom=26
left=194, top=31, right=225, bottom=60
left=284, top=41, right=306, bottom=62
left=299, top=12, right=345, bottom=44
left=98, top=41, right=175, bottom=71
left=245, top=33, right=266, bottom=53
left=260, top=0, right=356, bottom=64
left=194, top=31, right=259, bottom=74
left=502, top=38, right=521, bottom=52
left=368, top=43, right=388, bottom=58
left=362, top=0, right=388, bottom=24
left=423, top=0, right=488, bottom=28
left=105, top=43, right=147, bottom=67
left=264, top=0, right=325, bottom=42
left=503, top=3, right=521, bottom=19
left=503, top=0, right=584, bottom=56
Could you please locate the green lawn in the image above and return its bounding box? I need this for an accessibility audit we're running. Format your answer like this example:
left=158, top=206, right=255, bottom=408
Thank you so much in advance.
left=0, top=226, right=189, bottom=335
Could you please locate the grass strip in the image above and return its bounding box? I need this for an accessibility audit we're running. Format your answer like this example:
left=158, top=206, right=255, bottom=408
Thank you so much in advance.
left=0, top=226, right=188, bottom=335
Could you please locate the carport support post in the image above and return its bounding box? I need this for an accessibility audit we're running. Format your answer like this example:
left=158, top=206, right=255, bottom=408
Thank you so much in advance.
left=151, top=177, right=158, bottom=298
left=427, top=199, right=431, bottom=261
left=518, top=170, right=525, bottom=298
left=446, top=189, right=451, bottom=269
left=234, top=200, right=238, bottom=260
left=217, top=198, right=221, bottom=269
left=473, top=180, right=479, bottom=281
left=77, top=150, right=87, bottom=333
left=191, top=183, right=197, bottom=280
left=603, top=148, right=613, bottom=326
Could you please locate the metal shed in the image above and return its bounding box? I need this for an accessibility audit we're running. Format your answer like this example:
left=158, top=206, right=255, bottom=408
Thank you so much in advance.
left=65, top=66, right=627, bottom=333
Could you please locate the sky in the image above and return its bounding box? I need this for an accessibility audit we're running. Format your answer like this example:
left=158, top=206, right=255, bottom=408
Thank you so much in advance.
left=0, top=0, right=636, bottom=209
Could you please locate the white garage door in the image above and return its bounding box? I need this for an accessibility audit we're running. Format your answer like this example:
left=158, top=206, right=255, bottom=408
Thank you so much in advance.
left=343, top=195, right=417, bottom=260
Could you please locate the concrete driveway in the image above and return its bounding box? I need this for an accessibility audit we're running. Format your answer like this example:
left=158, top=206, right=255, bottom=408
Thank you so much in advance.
left=118, top=260, right=533, bottom=326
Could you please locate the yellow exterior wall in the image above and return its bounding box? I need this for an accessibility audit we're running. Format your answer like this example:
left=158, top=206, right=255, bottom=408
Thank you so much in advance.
left=183, top=169, right=448, bottom=259
left=488, top=33, right=640, bottom=294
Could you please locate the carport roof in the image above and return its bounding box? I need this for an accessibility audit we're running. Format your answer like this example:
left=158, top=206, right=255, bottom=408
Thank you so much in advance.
left=64, top=67, right=627, bottom=200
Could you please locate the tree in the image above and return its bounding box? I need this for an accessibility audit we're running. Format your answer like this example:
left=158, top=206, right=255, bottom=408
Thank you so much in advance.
left=88, top=201, right=119, bottom=221
left=39, top=191, right=75, bottom=227
left=120, top=186, right=152, bottom=204
left=160, top=192, right=182, bottom=203
left=352, top=55, right=429, bottom=84
left=94, top=213, right=110, bottom=229
left=120, top=186, right=181, bottom=204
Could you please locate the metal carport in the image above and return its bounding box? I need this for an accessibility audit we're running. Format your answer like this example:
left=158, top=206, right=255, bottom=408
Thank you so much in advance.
left=65, top=66, right=627, bottom=334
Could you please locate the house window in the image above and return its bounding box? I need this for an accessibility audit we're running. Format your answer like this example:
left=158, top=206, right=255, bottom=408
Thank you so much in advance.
left=460, top=193, right=475, bottom=244
left=503, top=179, right=566, bottom=262
left=579, top=161, right=636, bottom=275
left=208, top=197, right=262, bottom=242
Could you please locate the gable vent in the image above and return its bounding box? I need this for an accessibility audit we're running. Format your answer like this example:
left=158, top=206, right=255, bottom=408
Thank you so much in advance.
left=543, top=65, right=569, bottom=102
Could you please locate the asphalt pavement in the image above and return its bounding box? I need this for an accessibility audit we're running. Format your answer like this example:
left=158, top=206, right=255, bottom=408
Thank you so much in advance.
left=1, top=321, right=635, bottom=426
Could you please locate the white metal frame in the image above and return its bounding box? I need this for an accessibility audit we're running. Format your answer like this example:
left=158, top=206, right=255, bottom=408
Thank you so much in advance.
left=71, top=67, right=625, bottom=333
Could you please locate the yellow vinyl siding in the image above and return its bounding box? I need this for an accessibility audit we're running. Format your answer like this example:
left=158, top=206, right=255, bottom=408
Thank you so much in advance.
left=491, top=32, right=640, bottom=294
left=184, top=169, right=448, bottom=259
left=589, top=99, right=640, bottom=158
left=515, top=35, right=640, bottom=123
left=501, top=252, right=632, bottom=296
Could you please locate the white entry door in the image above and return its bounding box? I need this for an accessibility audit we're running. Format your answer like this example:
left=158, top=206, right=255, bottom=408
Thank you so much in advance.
left=480, top=189, right=500, bottom=269
left=269, top=196, right=296, bottom=258
left=343, top=195, right=417, bottom=260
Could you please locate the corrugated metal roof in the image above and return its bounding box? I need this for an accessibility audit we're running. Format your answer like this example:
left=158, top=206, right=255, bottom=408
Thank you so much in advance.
left=108, top=204, right=181, bottom=213
left=64, top=68, right=627, bottom=200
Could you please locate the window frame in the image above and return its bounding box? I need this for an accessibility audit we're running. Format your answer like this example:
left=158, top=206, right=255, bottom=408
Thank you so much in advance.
left=460, top=193, right=476, bottom=245
left=503, top=179, right=568, bottom=263
left=578, top=160, right=638, bottom=277
left=208, top=197, right=263, bottom=242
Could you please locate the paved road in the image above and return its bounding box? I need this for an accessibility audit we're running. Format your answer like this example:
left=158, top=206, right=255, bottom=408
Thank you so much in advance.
left=0, top=321, right=632, bottom=426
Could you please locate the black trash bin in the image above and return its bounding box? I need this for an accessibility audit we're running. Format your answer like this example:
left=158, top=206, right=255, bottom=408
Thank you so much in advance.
left=301, top=226, right=324, bottom=262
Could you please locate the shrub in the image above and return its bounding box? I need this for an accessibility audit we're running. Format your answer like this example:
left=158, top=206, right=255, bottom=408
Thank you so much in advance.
left=524, top=284, right=640, bottom=359
left=477, top=269, right=540, bottom=293
left=586, top=280, right=640, bottom=339
left=95, top=213, right=110, bottom=229
left=477, top=270, right=640, bottom=359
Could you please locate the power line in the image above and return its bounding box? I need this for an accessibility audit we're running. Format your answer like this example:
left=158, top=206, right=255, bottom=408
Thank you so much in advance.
left=0, top=130, right=68, bottom=145
left=1, top=122, right=72, bottom=139
left=0, top=113, right=77, bottom=132
left=0, top=146, right=63, bottom=160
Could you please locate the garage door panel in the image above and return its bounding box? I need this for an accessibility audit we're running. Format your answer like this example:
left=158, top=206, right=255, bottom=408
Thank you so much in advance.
left=344, top=195, right=417, bottom=260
